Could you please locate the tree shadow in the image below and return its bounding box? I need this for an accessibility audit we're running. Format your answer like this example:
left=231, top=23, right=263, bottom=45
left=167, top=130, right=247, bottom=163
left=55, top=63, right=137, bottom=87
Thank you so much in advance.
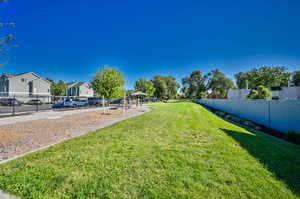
left=221, top=128, right=300, bottom=196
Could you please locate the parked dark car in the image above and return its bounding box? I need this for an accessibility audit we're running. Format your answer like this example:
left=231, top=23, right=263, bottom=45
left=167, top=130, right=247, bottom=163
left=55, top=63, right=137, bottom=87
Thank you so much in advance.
left=0, top=98, right=22, bottom=106
left=52, top=101, right=64, bottom=109
left=27, top=99, right=43, bottom=105
left=110, top=98, right=123, bottom=104
left=88, top=97, right=106, bottom=106
left=73, top=99, right=88, bottom=107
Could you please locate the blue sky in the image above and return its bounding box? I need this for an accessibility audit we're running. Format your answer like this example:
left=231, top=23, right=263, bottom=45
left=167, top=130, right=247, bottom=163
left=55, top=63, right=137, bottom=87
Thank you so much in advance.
left=1, top=0, right=300, bottom=89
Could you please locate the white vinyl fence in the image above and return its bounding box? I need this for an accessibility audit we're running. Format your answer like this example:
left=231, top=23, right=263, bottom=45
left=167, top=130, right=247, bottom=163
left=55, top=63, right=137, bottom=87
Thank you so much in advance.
left=195, top=99, right=300, bottom=134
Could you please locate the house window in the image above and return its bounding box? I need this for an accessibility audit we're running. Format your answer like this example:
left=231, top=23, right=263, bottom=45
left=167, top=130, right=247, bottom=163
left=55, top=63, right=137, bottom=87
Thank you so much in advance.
left=21, top=78, right=27, bottom=82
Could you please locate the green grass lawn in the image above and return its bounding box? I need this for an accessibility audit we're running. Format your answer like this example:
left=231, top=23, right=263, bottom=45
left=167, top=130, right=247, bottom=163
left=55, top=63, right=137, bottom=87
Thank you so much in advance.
left=0, top=102, right=300, bottom=199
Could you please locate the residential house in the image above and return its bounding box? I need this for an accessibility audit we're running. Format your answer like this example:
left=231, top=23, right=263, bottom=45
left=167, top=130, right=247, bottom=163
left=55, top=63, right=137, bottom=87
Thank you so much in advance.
left=66, top=82, right=94, bottom=97
left=0, top=72, right=51, bottom=102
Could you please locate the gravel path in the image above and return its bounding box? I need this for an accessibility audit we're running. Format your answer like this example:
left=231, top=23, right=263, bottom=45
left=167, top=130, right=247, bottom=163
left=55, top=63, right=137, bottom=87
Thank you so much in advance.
left=0, top=107, right=150, bottom=162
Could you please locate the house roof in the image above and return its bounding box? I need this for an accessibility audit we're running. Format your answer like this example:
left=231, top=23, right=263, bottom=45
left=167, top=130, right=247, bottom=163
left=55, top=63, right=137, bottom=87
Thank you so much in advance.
left=0, top=72, right=51, bottom=84
left=67, top=82, right=90, bottom=88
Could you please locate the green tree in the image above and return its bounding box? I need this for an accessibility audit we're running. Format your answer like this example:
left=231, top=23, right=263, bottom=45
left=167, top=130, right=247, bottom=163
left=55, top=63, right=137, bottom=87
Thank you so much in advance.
left=235, top=66, right=290, bottom=88
left=91, top=65, right=125, bottom=99
left=50, top=80, right=67, bottom=96
left=234, top=72, right=249, bottom=89
left=247, top=85, right=271, bottom=100
left=0, top=33, right=18, bottom=67
left=181, top=70, right=207, bottom=99
left=292, top=71, right=300, bottom=86
left=134, top=78, right=155, bottom=97
left=165, top=76, right=179, bottom=99
left=152, top=75, right=179, bottom=100
left=207, top=69, right=234, bottom=98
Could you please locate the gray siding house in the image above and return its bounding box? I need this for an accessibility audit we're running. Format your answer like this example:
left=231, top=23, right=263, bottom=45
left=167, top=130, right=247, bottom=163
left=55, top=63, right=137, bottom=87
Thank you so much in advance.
left=0, top=72, right=51, bottom=102
left=66, top=82, right=94, bottom=97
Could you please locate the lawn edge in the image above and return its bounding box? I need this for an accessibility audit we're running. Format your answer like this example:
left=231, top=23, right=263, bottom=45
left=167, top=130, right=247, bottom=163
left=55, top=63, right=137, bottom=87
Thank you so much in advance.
left=0, top=107, right=152, bottom=165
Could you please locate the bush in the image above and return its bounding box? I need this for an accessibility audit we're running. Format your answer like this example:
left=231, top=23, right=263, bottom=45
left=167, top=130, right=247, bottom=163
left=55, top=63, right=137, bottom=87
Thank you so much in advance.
left=287, top=130, right=300, bottom=144
left=215, top=111, right=226, bottom=117
left=198, top=92, right=208, bottom=99
left=247, top=85, right=271, bottom=100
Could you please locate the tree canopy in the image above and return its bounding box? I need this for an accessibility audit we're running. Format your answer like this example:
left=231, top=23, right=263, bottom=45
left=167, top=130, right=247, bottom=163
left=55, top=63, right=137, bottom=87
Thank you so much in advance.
left=0, top=30, right=18, bottom=67
left=235, top=66, right=291, bottom=89
left=181, top=70, right=207, bottom=99
left=1, top=5, right=18, bottom=67
left=152, top=75, right=179, bottom=100
left=207, top=69, right=234, bottom=98
left=47, top=78, right=67, bottom=96
left=91, top=65, right=125, bottom=99
left=134, top=78, right=155, bottom=97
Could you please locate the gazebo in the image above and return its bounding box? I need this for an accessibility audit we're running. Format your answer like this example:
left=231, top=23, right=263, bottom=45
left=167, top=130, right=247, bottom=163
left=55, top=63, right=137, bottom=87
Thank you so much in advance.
left=130, top=91, right=146, bottom=107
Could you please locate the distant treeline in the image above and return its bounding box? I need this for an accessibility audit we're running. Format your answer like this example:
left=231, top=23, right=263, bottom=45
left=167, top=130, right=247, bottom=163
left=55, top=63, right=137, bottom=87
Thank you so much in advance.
left=46, top=66, right=300, bottom=100
left=135, top=66, right=300, bottom=100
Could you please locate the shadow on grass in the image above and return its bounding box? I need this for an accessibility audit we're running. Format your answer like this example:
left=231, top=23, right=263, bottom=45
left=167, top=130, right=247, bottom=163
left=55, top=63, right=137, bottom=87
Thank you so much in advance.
left=221, top=128, right=300, bottom=196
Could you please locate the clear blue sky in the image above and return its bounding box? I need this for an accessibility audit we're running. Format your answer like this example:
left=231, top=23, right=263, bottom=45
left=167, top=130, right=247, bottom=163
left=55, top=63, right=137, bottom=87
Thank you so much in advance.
left=1, top=0, right=300, bottom=89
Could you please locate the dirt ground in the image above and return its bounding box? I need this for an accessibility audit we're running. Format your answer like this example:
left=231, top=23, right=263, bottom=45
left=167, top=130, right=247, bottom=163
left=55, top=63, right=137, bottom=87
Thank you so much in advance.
left=0, top=107, right=149, bottom=162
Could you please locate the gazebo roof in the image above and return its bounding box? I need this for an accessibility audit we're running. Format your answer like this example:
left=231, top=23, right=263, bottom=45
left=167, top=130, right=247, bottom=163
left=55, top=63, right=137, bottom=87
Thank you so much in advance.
left=131, top=91, right=146, bottom=96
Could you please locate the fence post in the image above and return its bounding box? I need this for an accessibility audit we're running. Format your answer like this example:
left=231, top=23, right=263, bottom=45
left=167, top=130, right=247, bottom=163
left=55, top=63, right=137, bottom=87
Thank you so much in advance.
left=36, top=95, right=39, bottom=112
left=12, top=94, right=15, bottom=115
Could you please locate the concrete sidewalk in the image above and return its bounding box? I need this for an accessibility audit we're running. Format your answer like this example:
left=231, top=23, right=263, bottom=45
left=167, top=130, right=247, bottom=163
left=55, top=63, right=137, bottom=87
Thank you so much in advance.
left=0, top=107, right=106, bottom=126
left=0, top=191, right=19, bottom=199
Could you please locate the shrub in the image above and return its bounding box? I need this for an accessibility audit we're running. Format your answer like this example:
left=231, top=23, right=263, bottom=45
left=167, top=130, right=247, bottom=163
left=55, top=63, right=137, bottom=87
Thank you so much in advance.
left=247, top=85, right=271, bottom=100
left=243, top=121, right=256, bottom=128
left=287, top=130, right=300, bottom=144
left=198, top=92, right=208, bottom=99
left=215, top=111, right=226, bottom=117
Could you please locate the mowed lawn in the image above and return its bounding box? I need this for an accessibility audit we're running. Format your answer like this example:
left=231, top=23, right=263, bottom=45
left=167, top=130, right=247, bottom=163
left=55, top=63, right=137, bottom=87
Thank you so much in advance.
left=0, top=102, right=300, bottom=199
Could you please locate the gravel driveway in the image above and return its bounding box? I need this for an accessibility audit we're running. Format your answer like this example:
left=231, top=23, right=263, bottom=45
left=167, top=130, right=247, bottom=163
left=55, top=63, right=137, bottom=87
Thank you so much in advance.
left=0, top=107, right=150, bottom=162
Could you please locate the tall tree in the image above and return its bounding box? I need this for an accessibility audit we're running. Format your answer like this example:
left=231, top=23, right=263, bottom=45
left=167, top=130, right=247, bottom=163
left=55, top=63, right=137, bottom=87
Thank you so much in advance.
left=134, top=78, right=155, bottom=97
left=181, top=70, right=207, bottom=99
left=152, top=75, right=179, bottom=100
left=165, top=76, right=179, bottom=99
left=235, top=66, right=290, bottom=89
left=234, top=72, right=249, bottom=89
left=207, top=69, right=234, bottom=98
left=1, top=2, right=18, bottom=67
left=0, top=32, right=17, bottom=67
left=49, top=79, right=67, bottom=96
left=91, top=65, right=125, bottom=99
left=292, top=71, right=300, bottom=86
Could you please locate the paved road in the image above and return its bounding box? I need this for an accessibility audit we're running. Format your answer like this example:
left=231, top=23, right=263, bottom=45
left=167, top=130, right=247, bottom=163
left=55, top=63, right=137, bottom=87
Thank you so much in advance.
left=0, top=104, right=52, bottom=114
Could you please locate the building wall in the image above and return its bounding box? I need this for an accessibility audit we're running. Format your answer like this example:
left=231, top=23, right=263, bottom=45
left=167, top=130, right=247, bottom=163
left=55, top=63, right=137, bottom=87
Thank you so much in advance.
left=79, top=83, right=94, bottom=97
left=196, top=99, right=300, bottom=134
left=0, top=76, right=9, bottom=96
left=5, top=73, right=51, bottom=102
left=227, top=89, right=250, bottom=99
left=278, top=87, right=300, bottom=100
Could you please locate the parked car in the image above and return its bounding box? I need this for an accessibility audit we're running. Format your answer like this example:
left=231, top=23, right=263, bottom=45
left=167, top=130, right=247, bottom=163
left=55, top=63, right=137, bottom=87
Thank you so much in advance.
left=27, top=99, right=43, bottom=105
left=110, top=98, right=122, bottom=104
left=73, top=99, right=88, bottom=107
left=110, top=98, right=130, bottom=104
left=52, top=99, right=88, bottom=109
left=52, top=101, right=64, bottom=109
left=62, top=98, right=78, bottom=108
left=0, top=98, right=22, bottom=106
left=88, top=97, right=106, bottom=105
